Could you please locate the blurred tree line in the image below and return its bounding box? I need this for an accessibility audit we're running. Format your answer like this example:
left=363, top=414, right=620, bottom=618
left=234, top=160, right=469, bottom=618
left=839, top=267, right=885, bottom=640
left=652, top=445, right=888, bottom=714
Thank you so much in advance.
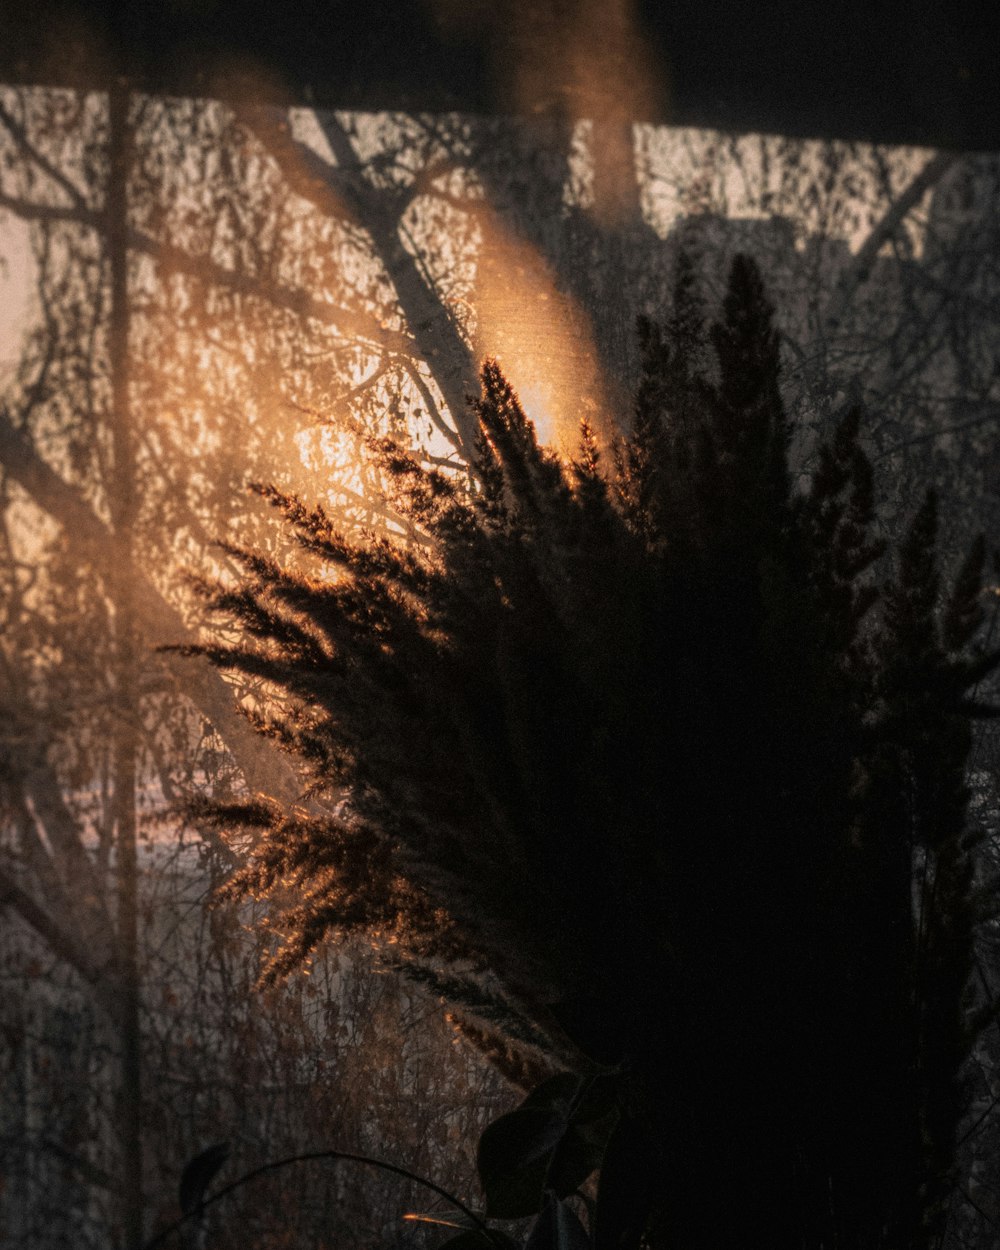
left=0, top=78, right=999, bottom=1248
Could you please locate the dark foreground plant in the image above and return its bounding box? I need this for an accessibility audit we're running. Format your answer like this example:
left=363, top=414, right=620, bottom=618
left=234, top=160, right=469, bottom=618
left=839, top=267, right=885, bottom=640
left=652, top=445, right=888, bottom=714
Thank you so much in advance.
left=144, top=1141, right=513, bottom=1250
left=179, top=255, right=999, bottom=1249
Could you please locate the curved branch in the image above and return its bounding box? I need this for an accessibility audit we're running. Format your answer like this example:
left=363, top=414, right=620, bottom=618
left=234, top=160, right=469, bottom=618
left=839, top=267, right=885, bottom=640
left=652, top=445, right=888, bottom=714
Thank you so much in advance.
left=0, top=99, right=90, bottom=210
left=0, top=194, right=416, bottom=356
left=824, top=151, right=958, bottom=332
left=236, top=105, right=480, bottom=452
left=0, top=405, right=298, bottom=802
left=0, top=867, right=109, bottom=989
left=142, top=1147, right=502, bottom=1250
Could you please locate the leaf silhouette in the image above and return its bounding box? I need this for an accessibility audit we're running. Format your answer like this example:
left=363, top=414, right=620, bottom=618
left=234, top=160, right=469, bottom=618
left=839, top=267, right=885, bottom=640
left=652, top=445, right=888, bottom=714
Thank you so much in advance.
left=179, top=1141, right=230, bottom=1218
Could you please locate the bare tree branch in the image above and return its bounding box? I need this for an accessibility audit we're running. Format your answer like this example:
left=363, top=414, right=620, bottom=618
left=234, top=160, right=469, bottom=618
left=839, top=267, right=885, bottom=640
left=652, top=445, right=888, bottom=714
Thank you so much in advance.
left=0, top=99, right=90, bottom=210
left=0, top=188, right=416, bottom=356
left=0, top=405, right=298, bottom=803
left=236, top=104, right=480, bottom=449
left=0, top=866, right=109, bottom=990
left=0, top=190, right=90, bottom=224
left=149, top=233, right=416, bottom=354
left=824, top=151, right=957, bottom=332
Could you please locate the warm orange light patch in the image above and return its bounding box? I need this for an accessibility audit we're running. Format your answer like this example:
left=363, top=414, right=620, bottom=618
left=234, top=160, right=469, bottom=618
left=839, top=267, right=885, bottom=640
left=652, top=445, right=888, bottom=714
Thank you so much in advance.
left=471, top=205, right=609, bottom=447
left=403, top=1214, right=467, bottom=1228
left=428, top=0, right=664, bottom=228
left=509, top=0, right=662, bottom=228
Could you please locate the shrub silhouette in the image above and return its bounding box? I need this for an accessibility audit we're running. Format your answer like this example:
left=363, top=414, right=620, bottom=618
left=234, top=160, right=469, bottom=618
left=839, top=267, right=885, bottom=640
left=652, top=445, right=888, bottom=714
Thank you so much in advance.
left=186, top=255, right=998, bottom=1249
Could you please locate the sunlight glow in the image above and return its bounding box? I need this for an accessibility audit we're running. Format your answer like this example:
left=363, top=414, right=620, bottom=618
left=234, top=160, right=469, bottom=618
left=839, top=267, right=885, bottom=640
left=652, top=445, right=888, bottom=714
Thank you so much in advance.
left=0, top=212, right=35, bottom=373
left=468, top=204, right=608, bottom=446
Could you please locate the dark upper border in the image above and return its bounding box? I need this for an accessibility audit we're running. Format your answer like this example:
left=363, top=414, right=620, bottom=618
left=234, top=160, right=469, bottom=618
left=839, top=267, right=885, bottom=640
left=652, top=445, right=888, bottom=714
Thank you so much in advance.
left=0, top=0, right=997, bottom=151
